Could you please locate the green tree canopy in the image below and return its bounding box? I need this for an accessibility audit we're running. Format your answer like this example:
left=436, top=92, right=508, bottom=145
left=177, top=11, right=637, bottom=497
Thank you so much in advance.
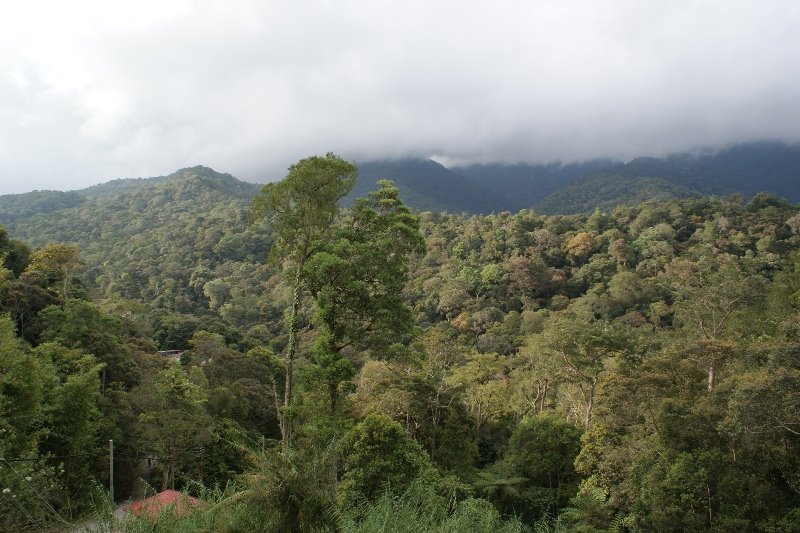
left=305, top=180, right=424, bottom=413
left=339, top=414, right=433, bottom=507
left=250, top=153, right=357, bottom=446
left=26, top=242, right=83, bottom=302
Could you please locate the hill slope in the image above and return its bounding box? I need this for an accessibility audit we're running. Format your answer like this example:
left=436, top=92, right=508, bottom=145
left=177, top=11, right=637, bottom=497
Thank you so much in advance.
left=609, top=141, right=800, bottom=201
left=346, top=159, right=510, bottom=213
left=0, top=190, right=86, bottom=225
left=347, top=142, right=800, bottom=215
left=3, top=141, right=799, bottom=223
left=453, top=159, right=618, bottom=211
left=4, top=166, right=269, bottom=310
left=534, top=174, right=703, bottom=214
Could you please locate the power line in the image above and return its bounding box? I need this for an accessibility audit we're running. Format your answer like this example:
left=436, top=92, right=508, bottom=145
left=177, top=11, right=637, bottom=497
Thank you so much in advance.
left=0, top=451, right=107, bottom=463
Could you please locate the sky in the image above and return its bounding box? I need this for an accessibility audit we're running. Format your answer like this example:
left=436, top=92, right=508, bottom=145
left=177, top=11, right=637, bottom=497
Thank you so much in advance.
left=1, top=0, right=799, bottom=194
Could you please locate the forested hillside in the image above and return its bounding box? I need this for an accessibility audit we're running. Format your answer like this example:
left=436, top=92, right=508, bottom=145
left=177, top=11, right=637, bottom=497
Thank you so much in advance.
left=611, top=141, right=800, bottom=200
left=1, top=160, right=800, bottom=531
left=352, top=142, right=800, bottom=214
left=4, top=142, right=799, bottom=221
left=455, top=159, right=618, bottom=212
left=0, top=190, right=86, bottom=225
left=4, top=167, right=268, bottom=319
left=533, top=174, right=703, bottom=214
left=346, top=159, right=510, bottom=213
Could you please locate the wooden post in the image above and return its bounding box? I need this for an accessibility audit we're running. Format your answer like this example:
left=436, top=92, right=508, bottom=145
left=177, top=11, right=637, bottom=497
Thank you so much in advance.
left=109, top=439, right=114, bottom=503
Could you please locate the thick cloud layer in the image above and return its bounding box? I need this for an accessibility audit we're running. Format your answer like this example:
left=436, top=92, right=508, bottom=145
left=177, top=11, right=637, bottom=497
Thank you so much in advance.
left=1, top=1, right=799, bottom=193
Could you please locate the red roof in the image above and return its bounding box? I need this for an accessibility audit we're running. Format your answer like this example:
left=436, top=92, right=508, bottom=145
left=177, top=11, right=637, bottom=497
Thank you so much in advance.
left=124, top=490, right=202, bottom=519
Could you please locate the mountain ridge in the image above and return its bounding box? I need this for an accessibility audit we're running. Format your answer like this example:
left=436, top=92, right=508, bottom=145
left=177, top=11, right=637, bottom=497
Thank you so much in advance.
left=347, top=158, right=509, bottom=214
left=533, top=173, right=704, bottom=215
left=2, top=141, right=799, bottom=218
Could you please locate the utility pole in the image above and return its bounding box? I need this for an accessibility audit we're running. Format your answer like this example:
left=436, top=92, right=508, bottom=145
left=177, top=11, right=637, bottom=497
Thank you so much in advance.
left=109, top=439, right=114, bottom=503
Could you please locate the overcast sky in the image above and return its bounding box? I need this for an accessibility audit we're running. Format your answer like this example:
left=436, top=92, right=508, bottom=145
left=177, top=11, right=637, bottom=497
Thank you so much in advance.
left=1, top=0, right=799, bottom=194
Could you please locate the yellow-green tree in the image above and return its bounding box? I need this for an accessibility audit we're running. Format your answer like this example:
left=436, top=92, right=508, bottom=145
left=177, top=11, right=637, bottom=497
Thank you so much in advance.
left=27, top=242, right=83, bottom=303
left=530, top=314, right=635, bottom=428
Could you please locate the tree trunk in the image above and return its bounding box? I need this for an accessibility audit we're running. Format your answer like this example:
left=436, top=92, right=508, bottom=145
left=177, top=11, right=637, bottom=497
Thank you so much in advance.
left=62, top=276, right=69, bottom=305
left=329, top=380, right=339, bottom=415
left=282, top=268, right=302, bottom=451
left=266, top=372, right=286, bottom=446
left=540, top=379, right=548, bottom=413
left=285, top=283, right=300, bottom=409
left=430, top=407, right=439, bottom=458
left=707, top=362, right=715, bottom=392
left=162, top=462, right=171, bottom=492
left=475, top=404, right=483, bottom=445
left=584, top=378, right=596, bottom=429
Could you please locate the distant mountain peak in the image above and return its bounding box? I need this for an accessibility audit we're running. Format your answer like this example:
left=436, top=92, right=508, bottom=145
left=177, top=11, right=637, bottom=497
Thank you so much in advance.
left=168, top=165, right=234, bottom=180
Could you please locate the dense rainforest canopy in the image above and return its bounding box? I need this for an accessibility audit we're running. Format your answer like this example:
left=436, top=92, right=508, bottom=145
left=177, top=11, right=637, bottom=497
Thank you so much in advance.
left=1, top=162, right=799, bottom=532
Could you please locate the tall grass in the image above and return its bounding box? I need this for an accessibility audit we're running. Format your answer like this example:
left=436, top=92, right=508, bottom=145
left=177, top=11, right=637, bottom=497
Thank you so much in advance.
left=81, top=450, right=571, bottom=533
left=338, top=477, right=529, bottom=533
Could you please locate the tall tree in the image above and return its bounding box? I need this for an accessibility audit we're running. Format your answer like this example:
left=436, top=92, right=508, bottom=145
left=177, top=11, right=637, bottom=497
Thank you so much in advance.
left=136, top=365, right=211, bottom=490
left=447, top=352, right=511, bottom=445
left=0, top=315, right=62, bottom=530
left=480, top=413, right=582, bottom=521
left=304, top=180, right=424, bottom=413
left=531, top=314, right=635, bottom=429
left=26, top=242, right=83, bottom=303
left=665, top=253, right=764, bottom=390
left=250, top=153, right=357, bottom=447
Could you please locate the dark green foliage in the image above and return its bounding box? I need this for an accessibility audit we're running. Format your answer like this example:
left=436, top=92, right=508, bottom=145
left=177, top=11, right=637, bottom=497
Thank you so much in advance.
left=481, top=413, right=582, bottom=521
left=0, top=314, right=107, bottom=527
left=0, top=190, right=85, bottom=224
left=0, top=274, right=58, bottom=340
left=37, top=301, right=140, bottom=388
left=456, top=159, right=617, bottom=212
left=0, top=227, right=31, bottom=276
left=305, top=180, right=424, bottom=412
left=339, top=414, right=433, bottom=507
left=35, top=342, right=104, bottom=513
left=151, top=311, right=203, bottom=350
left=215, top=446, right=339, bottom=533
left=345, top=159, right=509, bottom=214
left=0, top=315, right=48, bottom=459
left=5, top=167, right=270, bottom=314
left=534, top=174, right=702, bottom=215
left=195, top=337, right=281, bottom=439
left=6, top=157, right=800, bottom=531
left=188, top=418, right=250, bottom=490
left=135, top=365, right=212, bottom=491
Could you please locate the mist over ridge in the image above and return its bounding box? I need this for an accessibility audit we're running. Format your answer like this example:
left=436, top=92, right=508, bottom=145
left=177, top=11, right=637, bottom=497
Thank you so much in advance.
left=3, top=140, right=799, bottom=218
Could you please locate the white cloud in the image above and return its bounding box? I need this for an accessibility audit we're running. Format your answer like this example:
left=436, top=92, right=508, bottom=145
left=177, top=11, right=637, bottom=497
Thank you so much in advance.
left=0, top=0, right=799, bottom=193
